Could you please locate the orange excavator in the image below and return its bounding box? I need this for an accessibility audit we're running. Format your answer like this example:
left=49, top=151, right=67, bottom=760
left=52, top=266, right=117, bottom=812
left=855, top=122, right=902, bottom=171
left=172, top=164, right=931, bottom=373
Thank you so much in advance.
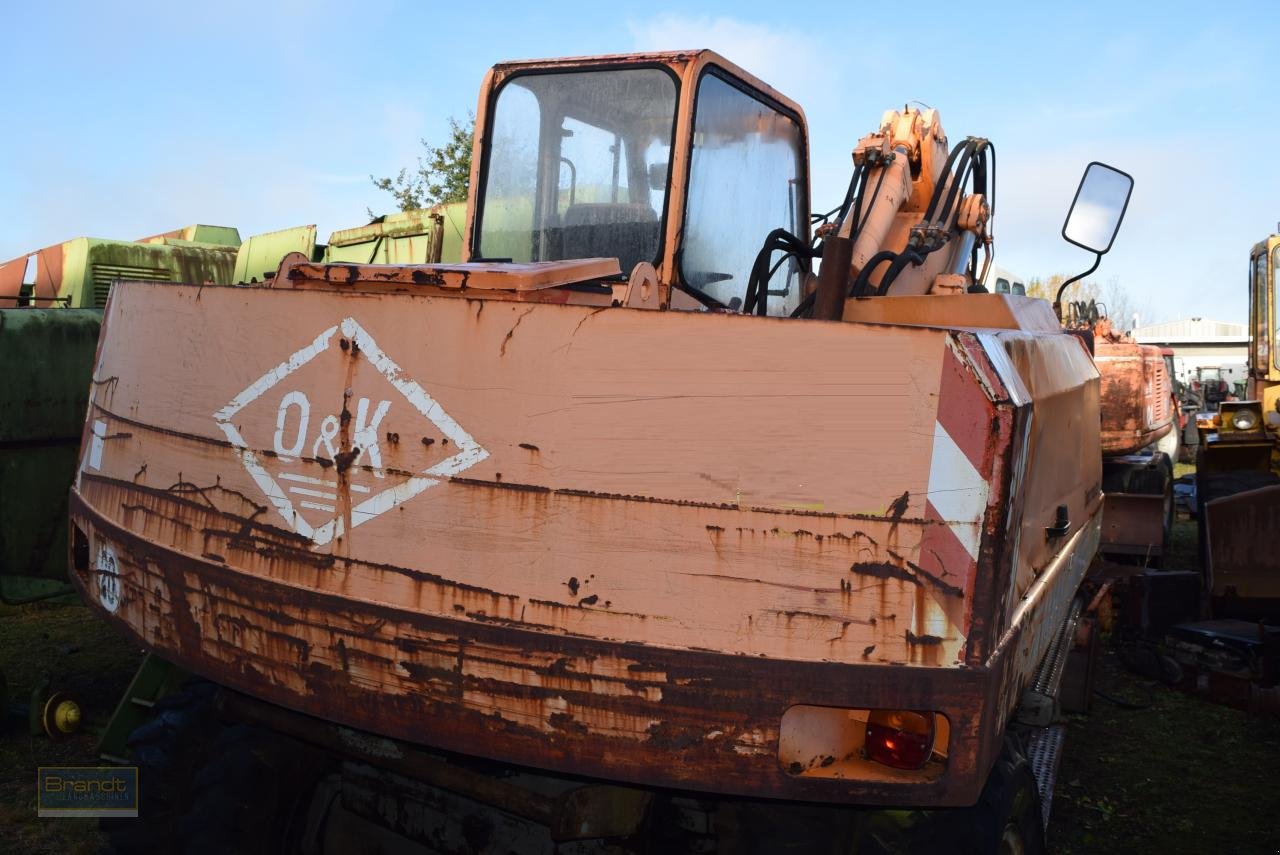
left=1062, top=309, right=1177, bottom=566
left=74, top=51, right=1129, bottom=853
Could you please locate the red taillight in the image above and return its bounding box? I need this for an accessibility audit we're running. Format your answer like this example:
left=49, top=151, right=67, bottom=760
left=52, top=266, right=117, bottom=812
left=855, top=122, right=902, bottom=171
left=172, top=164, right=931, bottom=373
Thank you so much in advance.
left=865, top=710, right=935, bottom=770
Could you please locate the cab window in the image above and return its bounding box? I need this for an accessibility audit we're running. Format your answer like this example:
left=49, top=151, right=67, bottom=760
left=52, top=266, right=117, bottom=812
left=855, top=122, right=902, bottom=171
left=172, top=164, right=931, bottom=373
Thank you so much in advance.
left=1271, top=246, right=1280, bottom=371
left=475, top=68, right=678, bottom=274
left=681, top=71, right=806, bottom=315
left=1253, top=250, right=1270, bottom=372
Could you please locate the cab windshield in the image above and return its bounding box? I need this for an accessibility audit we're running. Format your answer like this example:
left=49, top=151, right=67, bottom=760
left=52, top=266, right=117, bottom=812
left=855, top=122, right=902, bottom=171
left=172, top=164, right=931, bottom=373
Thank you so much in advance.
left=475, top=68, right=678, bottom=274
left=1272, top=245, right=1280, bottom=371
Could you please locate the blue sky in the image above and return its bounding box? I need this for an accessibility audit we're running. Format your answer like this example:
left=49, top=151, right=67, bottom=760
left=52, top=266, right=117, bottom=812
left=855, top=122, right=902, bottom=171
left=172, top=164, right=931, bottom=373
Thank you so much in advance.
left=4, top=1, right=1275, bottom=324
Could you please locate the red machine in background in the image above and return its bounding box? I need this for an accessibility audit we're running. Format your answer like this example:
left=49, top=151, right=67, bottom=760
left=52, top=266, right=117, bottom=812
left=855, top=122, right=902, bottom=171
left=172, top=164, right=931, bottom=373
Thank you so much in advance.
left=1061, top=308, right=1176, bottom=566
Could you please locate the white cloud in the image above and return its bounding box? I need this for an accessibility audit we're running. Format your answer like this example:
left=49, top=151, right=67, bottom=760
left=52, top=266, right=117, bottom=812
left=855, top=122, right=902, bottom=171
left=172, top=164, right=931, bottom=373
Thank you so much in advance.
left=627, top=14, right=839, bottom=108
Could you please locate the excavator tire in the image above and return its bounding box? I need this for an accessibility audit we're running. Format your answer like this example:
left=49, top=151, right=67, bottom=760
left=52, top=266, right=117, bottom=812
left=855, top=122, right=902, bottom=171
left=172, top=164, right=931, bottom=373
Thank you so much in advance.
left=963, top=737, right=1045, bottom=855
left=105, top=682, right=327, bottom=854
left=175, top=723, right=325, bottom=855
left=102, top=681, right=219, bottom=853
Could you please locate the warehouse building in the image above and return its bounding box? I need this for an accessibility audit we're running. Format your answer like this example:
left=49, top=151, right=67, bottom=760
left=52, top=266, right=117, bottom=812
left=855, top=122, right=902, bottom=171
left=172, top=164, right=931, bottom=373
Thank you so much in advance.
left=1132, top=317, right=1248, bottom=386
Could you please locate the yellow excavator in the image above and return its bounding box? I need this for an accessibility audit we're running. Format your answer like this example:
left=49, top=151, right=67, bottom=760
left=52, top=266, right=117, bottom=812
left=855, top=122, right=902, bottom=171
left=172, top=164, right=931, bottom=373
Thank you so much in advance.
left=1194, top=232, right=1280, bottom=618
left=74, top=51, right=1130, bottom=853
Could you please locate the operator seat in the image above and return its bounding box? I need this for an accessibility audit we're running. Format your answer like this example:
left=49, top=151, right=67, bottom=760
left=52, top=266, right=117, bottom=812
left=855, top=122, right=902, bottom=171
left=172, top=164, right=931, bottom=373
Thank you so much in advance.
left=559, top=203, right=659, bottom=274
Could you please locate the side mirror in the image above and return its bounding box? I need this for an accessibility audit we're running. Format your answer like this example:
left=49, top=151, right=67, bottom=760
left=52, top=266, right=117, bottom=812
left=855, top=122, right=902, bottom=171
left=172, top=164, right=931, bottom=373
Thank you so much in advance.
left=1062, top=162, right=1133, bottom=254
left=1055, top=162, right=1133, bottom=318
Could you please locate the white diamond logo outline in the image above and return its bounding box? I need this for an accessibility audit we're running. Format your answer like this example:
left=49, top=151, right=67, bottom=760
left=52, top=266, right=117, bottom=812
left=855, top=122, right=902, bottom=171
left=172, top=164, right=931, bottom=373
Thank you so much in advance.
left=212, top=317, right=488, bottom=547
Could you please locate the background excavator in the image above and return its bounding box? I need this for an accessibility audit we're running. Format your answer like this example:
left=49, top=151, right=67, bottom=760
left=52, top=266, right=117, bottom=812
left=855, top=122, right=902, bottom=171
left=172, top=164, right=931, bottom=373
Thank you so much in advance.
left=70, top=50, right=1129, bottom=853
left=1090, top=230, right=1280, bottom=718
left=1059, top=305, right=1177, bottom=567
left=1196, top=229, right=1280, bottom=613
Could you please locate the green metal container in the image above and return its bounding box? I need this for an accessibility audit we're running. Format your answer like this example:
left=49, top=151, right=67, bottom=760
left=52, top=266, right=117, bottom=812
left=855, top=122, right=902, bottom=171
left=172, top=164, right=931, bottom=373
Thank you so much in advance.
left=0, top=208, right=461, bottom=595
left=0, top=310, right=101, bottom=594
left=324, top=203, right=465, bottom=265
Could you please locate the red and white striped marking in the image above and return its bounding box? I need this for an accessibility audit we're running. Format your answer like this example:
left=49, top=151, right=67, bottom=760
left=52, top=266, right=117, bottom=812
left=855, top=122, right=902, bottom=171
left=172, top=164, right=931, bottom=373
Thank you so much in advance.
left=918, top=341, right=998, bottom=635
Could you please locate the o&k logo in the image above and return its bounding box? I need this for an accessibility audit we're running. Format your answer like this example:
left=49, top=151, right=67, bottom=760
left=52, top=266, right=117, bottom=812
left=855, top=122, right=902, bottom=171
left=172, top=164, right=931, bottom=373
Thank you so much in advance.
left=213, top=317, right=487, bottom=547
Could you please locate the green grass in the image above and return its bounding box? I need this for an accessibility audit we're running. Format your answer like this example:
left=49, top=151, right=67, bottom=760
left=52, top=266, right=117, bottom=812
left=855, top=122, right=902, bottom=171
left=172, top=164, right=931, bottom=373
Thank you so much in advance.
left=1049, top=646, right=1280, bottom=853
left=1047, top=508, right=1280, bottom=854
left=0, top=599, right=142, bottom=854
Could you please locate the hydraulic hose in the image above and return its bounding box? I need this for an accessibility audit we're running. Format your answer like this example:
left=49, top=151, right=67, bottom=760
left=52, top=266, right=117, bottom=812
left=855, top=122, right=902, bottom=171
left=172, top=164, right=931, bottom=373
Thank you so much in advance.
left=848, top=250, right=898, bottom=298
left=835, top=162, right=864, bottom=228
left=876, top=249, right=927, bottom=296
left=743, top=228, right=815, bottom=316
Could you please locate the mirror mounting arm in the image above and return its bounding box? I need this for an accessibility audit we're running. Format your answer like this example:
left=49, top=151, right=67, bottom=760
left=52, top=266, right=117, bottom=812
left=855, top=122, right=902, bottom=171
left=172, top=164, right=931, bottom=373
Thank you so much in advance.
left=1054, top=252, right=1102, bottom=321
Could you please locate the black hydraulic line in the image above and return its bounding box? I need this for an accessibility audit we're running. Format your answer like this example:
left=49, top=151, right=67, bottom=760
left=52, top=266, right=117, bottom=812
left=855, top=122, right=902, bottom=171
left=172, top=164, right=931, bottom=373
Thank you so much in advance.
left=1054, top=252, right=1102, bottom=317
left=743, top=228, right=814, bottom=316
left=875, top=249, right=926, bottom=296
left=811, top=206, right=841, bottom=225
left=849, top=250, right=898, bottom=298
left=835, top=162, right=864, bottom=227
left=845, top=139, right=987, bottom=301
left=926, top=137, right=992, bottom=235
left=851, top=156, right=890, bottom=239
left=800, top=137, right=1001, bottom=309
left=752, top=246, right=806, bottom=315
left=934, top=143, right=982, bottom=228
left=766, top=251, right=795, bottom=281
left=921, top=139, right=975, bottom=223
left=967, top=145, right=990, bottom=282
left=790, top=291, right=816, bottom=318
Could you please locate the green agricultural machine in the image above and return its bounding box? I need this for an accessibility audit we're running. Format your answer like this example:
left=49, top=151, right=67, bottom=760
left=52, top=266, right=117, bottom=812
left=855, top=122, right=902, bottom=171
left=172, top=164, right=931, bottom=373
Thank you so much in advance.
left=236, top=205, right=467, bottom=282
left=0, top=204, right=463, bottom=601
left=0, top=226, right=242, bottom=603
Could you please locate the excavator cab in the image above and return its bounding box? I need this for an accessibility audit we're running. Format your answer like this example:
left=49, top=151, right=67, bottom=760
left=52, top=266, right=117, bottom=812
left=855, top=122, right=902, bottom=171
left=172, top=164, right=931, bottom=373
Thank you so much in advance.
left=468, top=52, right=810, bottom=315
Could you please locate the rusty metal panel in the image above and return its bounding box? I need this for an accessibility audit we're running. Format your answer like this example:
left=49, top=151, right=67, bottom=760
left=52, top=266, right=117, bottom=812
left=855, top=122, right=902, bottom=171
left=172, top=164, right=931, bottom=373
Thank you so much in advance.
left=77, top=281, right=978, bottom=663
left=69, top=272, right=1102, bottom=805
left=284, top=257, right=621, bottom=293
left=0, top=254, right=27, bottom=300
left=1096, top=340, right=1174, bottom=456
left=1206, top=484, right=1280, bottom=603
left=1100, top=492, right=1165, bottom=556
left=0, top=243, right=66, bottom=306
left=993, top=329, right=1102, bottom=613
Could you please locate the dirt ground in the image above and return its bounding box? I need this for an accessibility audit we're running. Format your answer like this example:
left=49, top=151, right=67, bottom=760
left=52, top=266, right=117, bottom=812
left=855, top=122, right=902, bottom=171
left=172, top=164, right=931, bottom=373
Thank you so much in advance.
left=1, top=514, right=1277, bottom=854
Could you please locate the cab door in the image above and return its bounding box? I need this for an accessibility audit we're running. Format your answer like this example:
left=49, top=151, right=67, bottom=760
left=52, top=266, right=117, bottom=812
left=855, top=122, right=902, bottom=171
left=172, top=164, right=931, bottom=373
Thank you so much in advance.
left=1248, top=243, right=1270, bottom=399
